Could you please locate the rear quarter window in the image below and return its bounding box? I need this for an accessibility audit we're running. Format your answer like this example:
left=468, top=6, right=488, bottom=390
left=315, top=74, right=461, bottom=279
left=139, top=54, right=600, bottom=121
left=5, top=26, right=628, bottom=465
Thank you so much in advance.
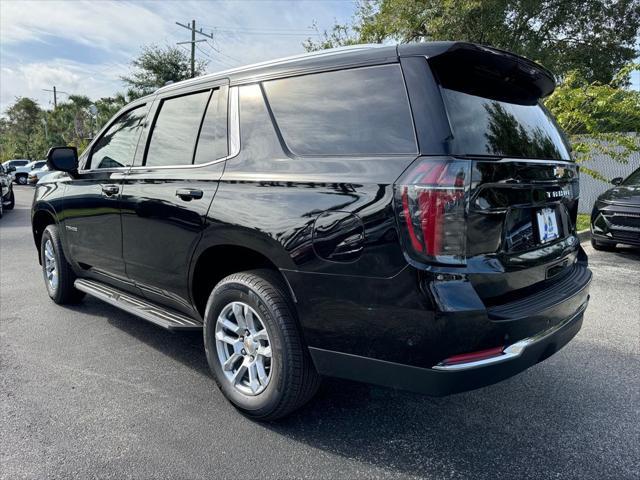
left=263, top=64, right=417, bottom=156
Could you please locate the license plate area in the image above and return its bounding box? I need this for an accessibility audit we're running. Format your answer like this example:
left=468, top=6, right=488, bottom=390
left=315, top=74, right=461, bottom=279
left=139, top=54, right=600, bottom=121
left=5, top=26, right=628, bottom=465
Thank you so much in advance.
left=503, top=206, right=568, bottom=253
left=536, top=207, right=559, bottom=243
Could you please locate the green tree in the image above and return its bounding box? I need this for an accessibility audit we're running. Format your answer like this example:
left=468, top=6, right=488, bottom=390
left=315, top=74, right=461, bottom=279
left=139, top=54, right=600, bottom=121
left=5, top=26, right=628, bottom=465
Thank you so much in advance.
left=93, top=94, right=128, bottom=131
left=0, top=97, right=45, bottom=160
left=306, top=0, right=640, bottom=83
left=545, top=64, right=640, bottom=180
left=45, top=95, right=95, bottom=152
left=122, top=44, right=208, bottom=99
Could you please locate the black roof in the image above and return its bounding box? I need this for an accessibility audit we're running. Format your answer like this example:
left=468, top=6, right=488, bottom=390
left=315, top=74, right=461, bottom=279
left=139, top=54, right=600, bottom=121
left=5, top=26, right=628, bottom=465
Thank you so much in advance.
left=154, top=41, right=555, bottom=99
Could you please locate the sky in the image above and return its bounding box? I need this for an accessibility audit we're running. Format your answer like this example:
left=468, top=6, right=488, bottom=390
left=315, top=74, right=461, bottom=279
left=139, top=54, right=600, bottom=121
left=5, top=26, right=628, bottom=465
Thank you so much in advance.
left=0, top=0, right=356, bottom=112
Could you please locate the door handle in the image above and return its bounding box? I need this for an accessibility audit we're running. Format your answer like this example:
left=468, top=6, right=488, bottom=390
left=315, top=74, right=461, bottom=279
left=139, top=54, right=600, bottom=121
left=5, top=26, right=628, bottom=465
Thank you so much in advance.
left=102, top=184, right=120, bottom=196
left=176, top=188, right=203, bottom=201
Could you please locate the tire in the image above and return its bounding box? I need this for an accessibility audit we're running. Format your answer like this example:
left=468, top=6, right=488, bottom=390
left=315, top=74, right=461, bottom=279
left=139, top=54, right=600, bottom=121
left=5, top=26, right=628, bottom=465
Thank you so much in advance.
left=4, top=189, right=14, bottom=210
left=591, top=237, right=616, bottom=251
left=16, top=174, right=27, bottom=185
left=203, top=269, right=321, bottom=420
left=41, top=224, right=85, bottom=304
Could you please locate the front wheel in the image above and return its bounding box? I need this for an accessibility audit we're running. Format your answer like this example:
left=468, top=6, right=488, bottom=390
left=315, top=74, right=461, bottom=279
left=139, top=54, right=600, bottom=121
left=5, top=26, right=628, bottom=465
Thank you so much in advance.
left=41, top=225, right=85, bottom=304
left=16, top=174, right=27, bottom=185
left=203, top=269, right=320, bottom=420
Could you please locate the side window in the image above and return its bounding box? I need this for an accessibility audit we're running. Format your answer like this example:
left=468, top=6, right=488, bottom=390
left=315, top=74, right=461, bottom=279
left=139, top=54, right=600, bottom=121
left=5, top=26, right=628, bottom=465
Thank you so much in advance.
left=263, top=64, right=417, bottom=156
left=194, top=88, right=228, bottom=164
left=145, top=90, right=211, bottom=167
left=88, top=106, right=147, bottom=169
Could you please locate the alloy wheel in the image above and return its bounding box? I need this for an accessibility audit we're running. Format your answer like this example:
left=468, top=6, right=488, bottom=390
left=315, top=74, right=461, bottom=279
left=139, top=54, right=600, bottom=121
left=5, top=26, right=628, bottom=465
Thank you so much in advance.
left=43, top=239, right=58, bottom=291
left=214, top=301, right=272, bottom=395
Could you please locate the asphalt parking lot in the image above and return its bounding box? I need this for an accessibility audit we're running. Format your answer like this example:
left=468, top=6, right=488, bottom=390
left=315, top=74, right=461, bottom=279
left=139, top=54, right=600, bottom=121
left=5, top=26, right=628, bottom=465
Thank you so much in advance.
left=1, top=185, right=639, bottom=479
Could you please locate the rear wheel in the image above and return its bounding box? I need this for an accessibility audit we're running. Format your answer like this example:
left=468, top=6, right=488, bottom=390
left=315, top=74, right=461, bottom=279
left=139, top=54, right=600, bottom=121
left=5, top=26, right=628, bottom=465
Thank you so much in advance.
left=41, top=225, right=85, bottom=304
left=203, top=269, right=320, bottom=420
left=16, top=174, right=27, bottom=185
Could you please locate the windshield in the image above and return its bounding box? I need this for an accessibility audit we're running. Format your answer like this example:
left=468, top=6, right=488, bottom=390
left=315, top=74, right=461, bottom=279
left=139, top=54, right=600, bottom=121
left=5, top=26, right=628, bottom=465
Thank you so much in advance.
left=441, top=88, right=571, bottom=160
left=622, top=167, right=640, bottom=186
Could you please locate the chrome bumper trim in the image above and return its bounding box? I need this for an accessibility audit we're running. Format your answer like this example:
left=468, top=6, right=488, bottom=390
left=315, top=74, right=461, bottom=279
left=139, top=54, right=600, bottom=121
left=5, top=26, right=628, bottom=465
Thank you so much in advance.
left=432, top=302, right=588, bottom=372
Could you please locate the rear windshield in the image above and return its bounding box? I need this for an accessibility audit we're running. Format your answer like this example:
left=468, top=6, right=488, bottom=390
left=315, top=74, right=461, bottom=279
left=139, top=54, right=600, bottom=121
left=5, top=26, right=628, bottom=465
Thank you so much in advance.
left=442, top=88, right=571, bottom=160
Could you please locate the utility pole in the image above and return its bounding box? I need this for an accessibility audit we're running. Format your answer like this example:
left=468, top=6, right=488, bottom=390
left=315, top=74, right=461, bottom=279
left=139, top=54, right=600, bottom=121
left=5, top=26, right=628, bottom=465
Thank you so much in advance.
left=42, top=86, right=69, bottom=109
left=176, top=20, right=214, bottom=78
left=43, top=86, right=57, bottom=108
left=190, top=19, right=195, bottom=78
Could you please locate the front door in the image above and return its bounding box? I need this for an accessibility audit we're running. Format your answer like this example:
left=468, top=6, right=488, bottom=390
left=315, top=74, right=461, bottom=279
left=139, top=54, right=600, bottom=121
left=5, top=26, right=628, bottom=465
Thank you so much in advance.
left=63, top=103, right=149, bottom=291
left=120, top=84, right=230, bottom=315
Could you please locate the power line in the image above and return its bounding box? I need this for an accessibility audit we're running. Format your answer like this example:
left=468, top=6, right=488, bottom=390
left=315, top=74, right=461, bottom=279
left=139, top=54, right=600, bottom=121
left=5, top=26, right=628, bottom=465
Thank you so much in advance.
left=214, top=29, right=321, bottom=37
left=205, top=41, right=240, bottom=65
left=197, top=44, right=236, bottom=69
left=200, top=24, right=318, bottom=34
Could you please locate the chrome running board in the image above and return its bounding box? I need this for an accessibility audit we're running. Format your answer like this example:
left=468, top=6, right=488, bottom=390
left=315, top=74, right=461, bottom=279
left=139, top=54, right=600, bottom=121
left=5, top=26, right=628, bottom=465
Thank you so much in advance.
left=74, top=278, right=202, bottom=331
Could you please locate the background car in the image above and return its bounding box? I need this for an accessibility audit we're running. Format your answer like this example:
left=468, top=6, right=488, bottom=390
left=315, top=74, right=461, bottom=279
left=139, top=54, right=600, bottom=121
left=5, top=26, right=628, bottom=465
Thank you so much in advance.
left=1, top=159, right=30, bottom=178
left=0, top=164, right=16, bottom=218
left=10, top=160, right=47, bottom=185
left=28, top=164, right=52, bottom=184
left=591, top=167, right=640, bottom=249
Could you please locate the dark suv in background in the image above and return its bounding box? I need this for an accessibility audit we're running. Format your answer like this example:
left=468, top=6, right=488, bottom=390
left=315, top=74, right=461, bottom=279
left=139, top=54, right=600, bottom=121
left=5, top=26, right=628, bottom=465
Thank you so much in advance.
left=590, top=167, right=640, bottom=249
left=32, top=42, right=591, bottom=420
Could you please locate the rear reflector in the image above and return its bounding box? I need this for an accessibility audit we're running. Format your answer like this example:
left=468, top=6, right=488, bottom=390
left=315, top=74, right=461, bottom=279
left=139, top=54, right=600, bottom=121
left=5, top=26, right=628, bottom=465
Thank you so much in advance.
left=439, top=346, right=505, bottom=366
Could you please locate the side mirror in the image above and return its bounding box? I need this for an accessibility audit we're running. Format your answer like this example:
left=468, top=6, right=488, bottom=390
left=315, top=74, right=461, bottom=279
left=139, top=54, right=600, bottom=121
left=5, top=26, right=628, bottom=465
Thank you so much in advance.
left=611, top=177, right=623, bottom=186
left=47, top=147, right=78, bottom=175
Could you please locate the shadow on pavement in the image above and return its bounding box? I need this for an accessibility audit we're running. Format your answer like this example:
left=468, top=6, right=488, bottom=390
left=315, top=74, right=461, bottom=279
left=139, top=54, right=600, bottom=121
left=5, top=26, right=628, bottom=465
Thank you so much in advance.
left=91, top=298, right=636, bottom=479
left=265, top=342, right=637, bottom=479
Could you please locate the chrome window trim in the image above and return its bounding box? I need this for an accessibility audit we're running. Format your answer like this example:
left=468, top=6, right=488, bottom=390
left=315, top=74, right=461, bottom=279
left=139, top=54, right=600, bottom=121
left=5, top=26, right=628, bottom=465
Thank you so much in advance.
left=77, top=86, right=239, bottom=174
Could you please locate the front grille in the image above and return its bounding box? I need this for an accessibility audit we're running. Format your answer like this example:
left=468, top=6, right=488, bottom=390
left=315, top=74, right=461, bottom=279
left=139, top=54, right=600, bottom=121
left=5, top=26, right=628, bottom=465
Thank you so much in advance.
left=610, top=230, right=640, bottom=244
left=603, top=211, right=640, bottom=230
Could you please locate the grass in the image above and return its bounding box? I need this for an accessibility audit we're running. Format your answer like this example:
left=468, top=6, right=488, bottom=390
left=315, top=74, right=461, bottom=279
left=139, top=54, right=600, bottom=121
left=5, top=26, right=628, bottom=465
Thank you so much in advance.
left=577, top=213, right=590, bottom=232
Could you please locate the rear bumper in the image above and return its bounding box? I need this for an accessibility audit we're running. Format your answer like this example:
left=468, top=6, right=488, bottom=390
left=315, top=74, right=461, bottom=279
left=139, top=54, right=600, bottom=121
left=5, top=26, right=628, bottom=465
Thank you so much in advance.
left=310, top=299, right=587, bottom=396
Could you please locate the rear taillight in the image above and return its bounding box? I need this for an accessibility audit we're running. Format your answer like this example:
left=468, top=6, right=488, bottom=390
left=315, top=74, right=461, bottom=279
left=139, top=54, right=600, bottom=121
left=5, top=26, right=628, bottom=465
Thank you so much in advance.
left=394, top=157, right=471, bottom=265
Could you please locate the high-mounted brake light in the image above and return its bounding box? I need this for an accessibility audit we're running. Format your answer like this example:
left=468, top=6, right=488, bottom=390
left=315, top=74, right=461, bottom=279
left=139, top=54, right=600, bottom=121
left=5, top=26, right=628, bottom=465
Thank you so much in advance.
left=394, top=158, right=470, bottom=265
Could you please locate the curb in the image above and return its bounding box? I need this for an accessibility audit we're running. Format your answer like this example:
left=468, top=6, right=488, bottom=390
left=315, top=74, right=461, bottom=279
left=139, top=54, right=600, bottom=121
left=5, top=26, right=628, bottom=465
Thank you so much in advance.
left=577, top=229, right=591, bottom=243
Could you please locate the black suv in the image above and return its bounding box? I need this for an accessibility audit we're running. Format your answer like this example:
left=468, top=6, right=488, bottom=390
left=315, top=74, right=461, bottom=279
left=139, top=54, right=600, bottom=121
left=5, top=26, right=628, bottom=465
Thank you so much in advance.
left=590, top=167, right=640, bottom=249
left=32, top=43, right=591, bottom=420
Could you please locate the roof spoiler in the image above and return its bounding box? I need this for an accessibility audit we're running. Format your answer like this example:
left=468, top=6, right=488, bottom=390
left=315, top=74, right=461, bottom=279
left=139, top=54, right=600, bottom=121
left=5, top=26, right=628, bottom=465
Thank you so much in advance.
left=398, top=42, right=556, bottom=104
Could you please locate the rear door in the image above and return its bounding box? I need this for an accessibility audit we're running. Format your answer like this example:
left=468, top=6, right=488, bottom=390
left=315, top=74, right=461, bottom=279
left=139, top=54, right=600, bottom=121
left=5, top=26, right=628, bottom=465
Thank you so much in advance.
left=120, top=82, right=232, bottom=316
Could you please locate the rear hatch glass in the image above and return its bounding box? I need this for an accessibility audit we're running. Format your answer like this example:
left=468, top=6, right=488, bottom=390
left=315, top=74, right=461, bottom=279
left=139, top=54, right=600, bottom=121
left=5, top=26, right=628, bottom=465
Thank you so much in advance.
left=441, top=88, right=571, bottom=160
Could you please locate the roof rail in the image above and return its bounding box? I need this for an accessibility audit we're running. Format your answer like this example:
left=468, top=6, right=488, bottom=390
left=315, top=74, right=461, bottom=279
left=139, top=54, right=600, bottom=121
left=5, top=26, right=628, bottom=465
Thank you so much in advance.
left=155, top=44, right=385, bottom=94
